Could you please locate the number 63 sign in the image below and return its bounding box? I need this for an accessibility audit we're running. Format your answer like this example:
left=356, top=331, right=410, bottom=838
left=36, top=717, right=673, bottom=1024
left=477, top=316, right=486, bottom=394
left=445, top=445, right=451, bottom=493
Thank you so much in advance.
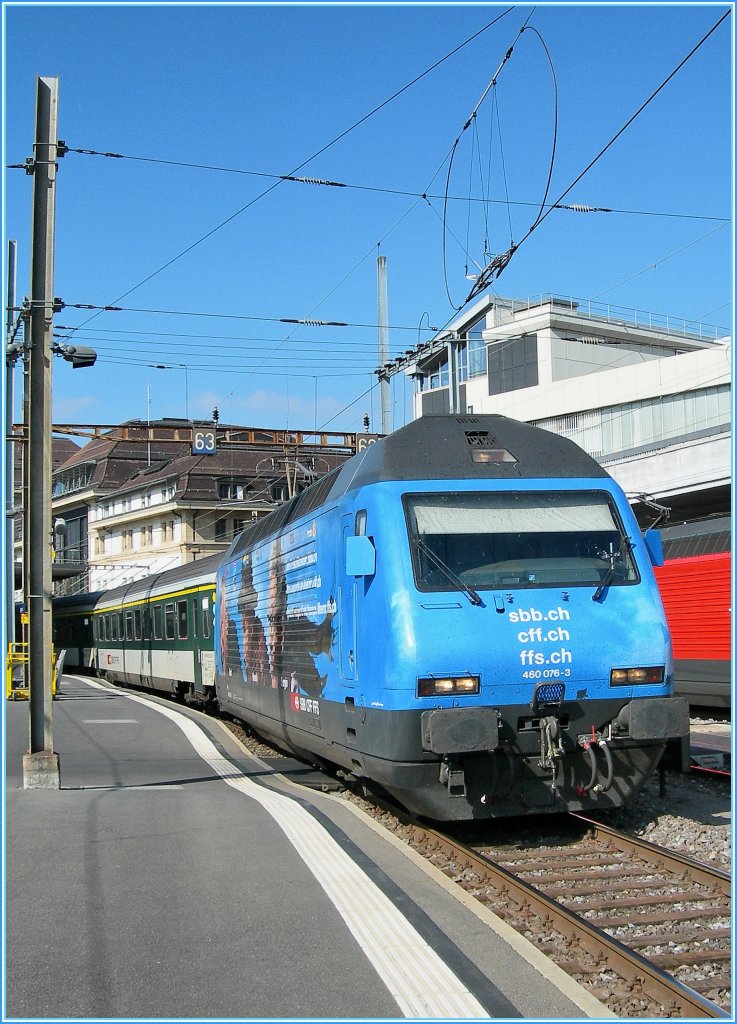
left=192, top=429, right=217, bottom=455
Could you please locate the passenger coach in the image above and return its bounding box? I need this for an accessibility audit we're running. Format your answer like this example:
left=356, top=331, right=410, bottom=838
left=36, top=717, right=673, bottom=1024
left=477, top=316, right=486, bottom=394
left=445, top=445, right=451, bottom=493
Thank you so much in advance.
left=91, top=554, right=219, bottom=702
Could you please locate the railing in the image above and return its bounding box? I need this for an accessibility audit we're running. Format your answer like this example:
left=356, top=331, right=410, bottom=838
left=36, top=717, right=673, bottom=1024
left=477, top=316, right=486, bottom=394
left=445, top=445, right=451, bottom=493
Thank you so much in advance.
left=495, top=293, right=730, bottom=343
left=6, top=643, right=62, bottom=700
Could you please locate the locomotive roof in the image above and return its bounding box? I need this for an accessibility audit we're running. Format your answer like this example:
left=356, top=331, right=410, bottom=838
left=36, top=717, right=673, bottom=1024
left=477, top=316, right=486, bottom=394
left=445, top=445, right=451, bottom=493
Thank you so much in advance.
left=331, top=415, right=608, bottom=493
left=224, top=415, right=610, bottom=562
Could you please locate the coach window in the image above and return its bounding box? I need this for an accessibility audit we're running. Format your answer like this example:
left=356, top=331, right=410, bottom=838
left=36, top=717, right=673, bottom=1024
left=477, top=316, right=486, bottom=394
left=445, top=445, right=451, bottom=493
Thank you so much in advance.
left=110, top=614, right=117, bottom=641
left=142, top=608, right=151, bottom=641
left=355, top=510, right=367, bottom=535
left=125, top=611, right=134, bottom=641
left=202, top=596, right=211, bottom=639
left=165, top=603, right=176, bottom=640
left=134, top=609, right=142, bottom=641
left=153, top=604, right=163, bottom=640
left=192, top=598, right=199, bottom=638
left=177, top=600, right=188, bottom=639
left=118, top=611, right=125, bottom=639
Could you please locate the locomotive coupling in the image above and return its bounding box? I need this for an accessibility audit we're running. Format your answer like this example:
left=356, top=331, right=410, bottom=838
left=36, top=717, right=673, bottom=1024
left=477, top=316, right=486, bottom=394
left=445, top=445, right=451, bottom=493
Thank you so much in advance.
left=576, top=730, right=614, bottom=793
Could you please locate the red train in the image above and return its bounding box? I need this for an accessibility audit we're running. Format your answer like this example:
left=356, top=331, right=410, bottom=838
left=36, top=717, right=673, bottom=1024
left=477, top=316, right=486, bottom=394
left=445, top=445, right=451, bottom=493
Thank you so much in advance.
left=654, top=517, right=731, bottom=709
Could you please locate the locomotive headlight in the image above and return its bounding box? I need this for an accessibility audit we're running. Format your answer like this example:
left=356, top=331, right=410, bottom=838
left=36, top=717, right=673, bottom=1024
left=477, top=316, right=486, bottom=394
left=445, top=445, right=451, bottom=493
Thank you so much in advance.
left=417, top=675, right=480, bottom=697
left=610, top=666, right=665, bottom=686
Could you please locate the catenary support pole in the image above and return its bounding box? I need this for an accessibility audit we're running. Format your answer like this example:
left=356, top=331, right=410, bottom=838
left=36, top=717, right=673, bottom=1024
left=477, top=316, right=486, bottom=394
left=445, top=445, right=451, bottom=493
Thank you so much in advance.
left=377, top=255, right=391, bottom=434
left=24, top=76, right=60, bottom=789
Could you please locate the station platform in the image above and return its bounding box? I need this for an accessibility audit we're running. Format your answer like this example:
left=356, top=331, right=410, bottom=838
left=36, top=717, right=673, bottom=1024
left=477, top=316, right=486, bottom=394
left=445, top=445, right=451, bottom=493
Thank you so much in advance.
left=5, top=674, right=610, bottom=1020
left=689, top=721, right=732, bottom=773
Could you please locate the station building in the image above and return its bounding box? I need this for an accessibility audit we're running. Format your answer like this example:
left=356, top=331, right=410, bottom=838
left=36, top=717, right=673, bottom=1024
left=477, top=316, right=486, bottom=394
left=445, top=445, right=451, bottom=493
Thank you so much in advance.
left=387, top=293, right=731, bottom=525
left=44, top=420, right=356, bottom=595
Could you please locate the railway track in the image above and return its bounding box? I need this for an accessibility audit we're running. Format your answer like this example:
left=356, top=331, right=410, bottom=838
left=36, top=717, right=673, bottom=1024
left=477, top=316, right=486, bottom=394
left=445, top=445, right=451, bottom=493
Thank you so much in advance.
left=221, top=711, right=730, bottom=1016
left=410, top=813, right=730, bottom=1018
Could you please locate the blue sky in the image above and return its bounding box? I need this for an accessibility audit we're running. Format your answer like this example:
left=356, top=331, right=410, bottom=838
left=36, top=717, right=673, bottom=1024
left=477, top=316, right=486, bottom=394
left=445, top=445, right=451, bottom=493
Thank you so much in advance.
left=3, top=3, right=734, bottom=435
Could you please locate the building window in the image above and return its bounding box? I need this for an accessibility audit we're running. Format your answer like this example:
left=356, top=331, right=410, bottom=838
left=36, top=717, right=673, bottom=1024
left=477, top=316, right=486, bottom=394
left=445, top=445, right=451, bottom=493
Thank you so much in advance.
left=122, top=530, right=134, bottom=551
left=428, top=353, right=449, bottom=390
left=51, top=463, right=94, bottom=498
left=217, top=479, right=250, bottom=500
left=271, top=483, right=289, bottom=502
left=488, top=334, right=538, bottom=395
left=233, top=518, right=246, bottom=535
left=467, top=324, right=487, bottom=378
left=161, top=520, right=175, bottom=543
left=140, top=525, right=153, bottom=547
left=457, top=341, right=468, bottom=383
left=215, top=519, right=227, bottom=541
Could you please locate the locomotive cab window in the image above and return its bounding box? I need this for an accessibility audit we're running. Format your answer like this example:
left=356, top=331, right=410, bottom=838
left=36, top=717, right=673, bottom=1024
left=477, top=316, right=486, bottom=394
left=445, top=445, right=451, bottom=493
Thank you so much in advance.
left=404, top=491, right=638, bottom=592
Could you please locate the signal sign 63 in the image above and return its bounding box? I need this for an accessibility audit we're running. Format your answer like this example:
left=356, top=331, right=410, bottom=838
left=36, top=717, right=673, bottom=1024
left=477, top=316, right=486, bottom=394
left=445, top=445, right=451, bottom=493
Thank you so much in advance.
left=192, top=429, right=217, bottom=455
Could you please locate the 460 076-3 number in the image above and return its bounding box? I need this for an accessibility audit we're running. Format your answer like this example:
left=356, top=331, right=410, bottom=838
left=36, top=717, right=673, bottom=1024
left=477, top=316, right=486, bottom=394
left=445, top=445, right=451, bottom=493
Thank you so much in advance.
left=522, top=668, right=571, bottom=680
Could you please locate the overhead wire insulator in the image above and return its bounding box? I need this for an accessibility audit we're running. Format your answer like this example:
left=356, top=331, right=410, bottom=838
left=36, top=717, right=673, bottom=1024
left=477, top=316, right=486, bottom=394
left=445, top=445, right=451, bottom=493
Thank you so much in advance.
left=281, top=175, right=347, bottom=188
left=556, top=203, right=613, bottom=214
left=280, top=318, right=348, bottom=327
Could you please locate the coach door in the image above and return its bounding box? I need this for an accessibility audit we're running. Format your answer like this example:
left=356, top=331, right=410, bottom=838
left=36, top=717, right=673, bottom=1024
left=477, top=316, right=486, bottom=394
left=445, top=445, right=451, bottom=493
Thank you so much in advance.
left=339, top=516, right=356, bottom=684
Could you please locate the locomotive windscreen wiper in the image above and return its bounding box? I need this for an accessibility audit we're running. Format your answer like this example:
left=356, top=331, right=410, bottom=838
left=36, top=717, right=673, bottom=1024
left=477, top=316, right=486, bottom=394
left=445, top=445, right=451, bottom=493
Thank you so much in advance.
left=413, top=536, right=483, bottom=606
left=592, top=535, right=632, bottom=602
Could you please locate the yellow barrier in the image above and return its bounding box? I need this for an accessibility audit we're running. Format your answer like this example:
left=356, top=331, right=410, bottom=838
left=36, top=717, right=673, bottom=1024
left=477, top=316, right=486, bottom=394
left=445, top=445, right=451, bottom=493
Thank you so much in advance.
left=5, top=644, right=60, bottom=700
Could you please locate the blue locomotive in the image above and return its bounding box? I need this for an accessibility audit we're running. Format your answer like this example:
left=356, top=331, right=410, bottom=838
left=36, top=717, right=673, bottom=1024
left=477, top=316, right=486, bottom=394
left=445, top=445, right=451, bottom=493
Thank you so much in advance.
left=214, top=414, right=689, bottom=820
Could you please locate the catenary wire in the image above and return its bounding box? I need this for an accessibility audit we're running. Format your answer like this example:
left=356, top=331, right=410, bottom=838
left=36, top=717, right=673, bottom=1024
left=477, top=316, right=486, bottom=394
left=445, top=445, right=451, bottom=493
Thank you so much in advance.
left=591, top=222, right=730, bottom=301
left=58, top=9, right=515, bottom=341
left=465, top=8, right=732, bottom=301
left=52, top=147, right=728, bottom=223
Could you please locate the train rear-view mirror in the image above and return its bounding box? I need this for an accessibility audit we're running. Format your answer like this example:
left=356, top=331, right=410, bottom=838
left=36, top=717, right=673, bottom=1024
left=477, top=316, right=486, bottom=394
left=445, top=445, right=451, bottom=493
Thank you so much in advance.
left=345, top=535, right=376, bottom=577
left=643, top=528, right=664, bottom=567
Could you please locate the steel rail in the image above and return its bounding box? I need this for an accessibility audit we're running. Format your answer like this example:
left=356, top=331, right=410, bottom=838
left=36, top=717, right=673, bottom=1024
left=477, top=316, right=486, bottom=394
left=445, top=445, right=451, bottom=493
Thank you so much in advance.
left=416, top=825, right=729, bottom=1018
left=568, top=812, right=731, bottom=895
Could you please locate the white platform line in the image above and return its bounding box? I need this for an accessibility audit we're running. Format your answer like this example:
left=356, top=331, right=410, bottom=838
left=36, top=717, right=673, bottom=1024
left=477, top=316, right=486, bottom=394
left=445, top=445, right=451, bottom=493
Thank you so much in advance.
left=82, top=719, right=139, bottom=724
left=85, top=680, right=490, bottom=1019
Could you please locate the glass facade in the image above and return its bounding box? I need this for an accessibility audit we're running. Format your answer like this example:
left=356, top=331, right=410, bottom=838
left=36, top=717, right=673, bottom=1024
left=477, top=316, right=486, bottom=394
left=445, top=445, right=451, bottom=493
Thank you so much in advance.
left=533, top=385, right=730, bottom=459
